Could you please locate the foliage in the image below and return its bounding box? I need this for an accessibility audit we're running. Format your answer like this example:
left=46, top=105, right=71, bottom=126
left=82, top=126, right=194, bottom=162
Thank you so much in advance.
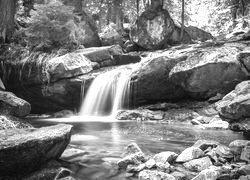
left=21, top=1, right=86, bottom=51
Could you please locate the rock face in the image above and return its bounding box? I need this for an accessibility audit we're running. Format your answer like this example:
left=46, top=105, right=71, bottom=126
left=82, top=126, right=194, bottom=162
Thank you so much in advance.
left=0, top=90, right=31, bottom=117
left=138, top=170, right=176, bottom=180
left=216, top=80, right=250, bottom=120
left=0, top=124, right=72, bottom=176
left=2, top=45, right=138, bottom=113
left=130, top=9, right=176, bottom=50
left=183, top=157, right=213, bottom=172
left=169, top=45, right=248, bottom=99
left=131, top=55, right=187, bottom=105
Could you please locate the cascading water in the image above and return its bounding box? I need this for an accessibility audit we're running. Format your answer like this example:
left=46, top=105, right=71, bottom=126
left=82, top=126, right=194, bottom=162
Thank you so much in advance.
left=80, top=65, right=136, bottom=117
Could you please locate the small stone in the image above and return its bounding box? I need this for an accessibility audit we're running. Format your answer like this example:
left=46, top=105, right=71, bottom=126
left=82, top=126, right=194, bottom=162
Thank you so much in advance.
left=238, top=164, right=250, bottom=175
left=171, top=171, right=187, bottom=180
left=193, top=140, right=220, bottom=151
left=117, top=152, right=146, bottom=169
left=240, top=145, right=250, bottom=163
left=156, top=162, right=171, bottom=172
left=183, top=157, right=213, bottom=172
left=138, top=170, right=176, bottom=180
left=122, top=143, right=143, bottom=157
left=176, top=147, right=204, bottom=163
left=192, top=169, right=220, bottom=180
left=215, top=145, right=233, bottom=159
left=153, top=151, right=178, bottom=164
left=145, top=159, right=156, bottom=169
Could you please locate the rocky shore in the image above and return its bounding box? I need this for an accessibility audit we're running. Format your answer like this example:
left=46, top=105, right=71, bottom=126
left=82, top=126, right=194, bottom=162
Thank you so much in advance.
left=117, top=141, right=250, bottom=180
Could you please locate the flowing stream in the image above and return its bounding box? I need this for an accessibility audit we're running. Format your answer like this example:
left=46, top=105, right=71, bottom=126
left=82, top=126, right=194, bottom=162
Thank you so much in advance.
left=28, top=60, right=247, bottom=180
left=80, top=65, right=136, bottom=117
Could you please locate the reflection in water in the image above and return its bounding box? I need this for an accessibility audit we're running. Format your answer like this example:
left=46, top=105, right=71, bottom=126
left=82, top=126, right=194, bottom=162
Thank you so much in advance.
left=29, top=119, right=246, bottom=180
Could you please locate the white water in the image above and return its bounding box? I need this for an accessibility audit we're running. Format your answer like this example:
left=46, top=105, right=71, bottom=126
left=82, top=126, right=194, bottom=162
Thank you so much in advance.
left=80, top=65, right=136, bottom=117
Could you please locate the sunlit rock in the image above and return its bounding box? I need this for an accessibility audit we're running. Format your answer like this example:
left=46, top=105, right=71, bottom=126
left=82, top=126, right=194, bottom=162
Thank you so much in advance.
left=176, top=147, right=204, bottom=163
left=153, top=151, right=178, bottom=164
left=145, top=159, right=156, bottom=169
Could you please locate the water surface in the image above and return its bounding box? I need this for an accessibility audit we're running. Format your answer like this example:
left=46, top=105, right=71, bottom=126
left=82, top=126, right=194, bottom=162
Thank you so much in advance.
left=29, top=117, right=246, bottom=180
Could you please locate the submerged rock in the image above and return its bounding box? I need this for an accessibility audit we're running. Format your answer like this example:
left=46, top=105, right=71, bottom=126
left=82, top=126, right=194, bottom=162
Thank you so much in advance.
left=0, top=124, right=72, bottom=176
left=116, top=109, right=165, bottom=121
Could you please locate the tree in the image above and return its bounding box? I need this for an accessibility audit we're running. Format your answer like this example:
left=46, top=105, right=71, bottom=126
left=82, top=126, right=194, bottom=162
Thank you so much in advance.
left=0, top=0, right=17, bottom=43
left=180, top=0, right=184, bottom=41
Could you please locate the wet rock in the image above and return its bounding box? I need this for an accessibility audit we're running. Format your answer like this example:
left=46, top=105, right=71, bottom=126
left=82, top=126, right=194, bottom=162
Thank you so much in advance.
left=193, top=140, right=220, bottom=151
left=169, top=45, right=248, bottom=99
left=183, top=157, right=213, bottom=172
left=116, top=109, right=165, bottom=121
left=208, top=93, right=224, bottom=103
left=216, top=81, right=250, bottom=120
left=0, top=124, right=72, bottom=176
left=52, top=110, right=74, bottom=118
left=117, top=152, right=146, bottom=169
left=145, top=159, right=156, bottom=169
left=141, top=102, right=180, bottom=111
left=23, top=166, right=71, bottom=180
left=138, top=170, right=176, bottom=180
left=61, top=148, right=87, bottom=161
left=192, top=169, right=220, bottom=180
left=176, top=147, right=204, bottom=163
left=237, top=52, right=250, bottom=73
left=0, top=91, right=31, bottom=117
left=153, top=151, right=178, bottom=164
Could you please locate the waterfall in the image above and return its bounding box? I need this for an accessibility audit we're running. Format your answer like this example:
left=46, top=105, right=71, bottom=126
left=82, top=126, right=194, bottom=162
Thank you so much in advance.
left=80, top=65, right=135, bottom=117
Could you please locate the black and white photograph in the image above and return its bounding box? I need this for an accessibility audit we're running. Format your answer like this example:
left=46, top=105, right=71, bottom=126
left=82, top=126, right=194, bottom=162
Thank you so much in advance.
left=0, top=0, right=250, bottom=179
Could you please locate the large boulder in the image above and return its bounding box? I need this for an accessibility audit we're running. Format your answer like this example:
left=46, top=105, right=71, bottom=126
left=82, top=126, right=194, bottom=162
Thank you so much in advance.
left=169, top=44, right=248, bottom=99
left=0, top=90, right=31, bottom=117
left=0, top=124, right=72, bottom=176
left=131, top=55, right=187, bottom=105
left=130, top=9, right=176, bottom=50
left=216, top=80, right=250, bottom=120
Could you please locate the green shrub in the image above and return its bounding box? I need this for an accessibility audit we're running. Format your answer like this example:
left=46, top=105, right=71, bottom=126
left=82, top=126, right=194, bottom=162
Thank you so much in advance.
left=23, top=1, right=86, bottom=51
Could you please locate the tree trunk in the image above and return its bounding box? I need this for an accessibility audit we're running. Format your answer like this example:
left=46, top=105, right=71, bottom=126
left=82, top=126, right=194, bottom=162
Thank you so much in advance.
left=0, top=0, right=17, bottom=43
left=180, top=0, right=185, bottom=41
